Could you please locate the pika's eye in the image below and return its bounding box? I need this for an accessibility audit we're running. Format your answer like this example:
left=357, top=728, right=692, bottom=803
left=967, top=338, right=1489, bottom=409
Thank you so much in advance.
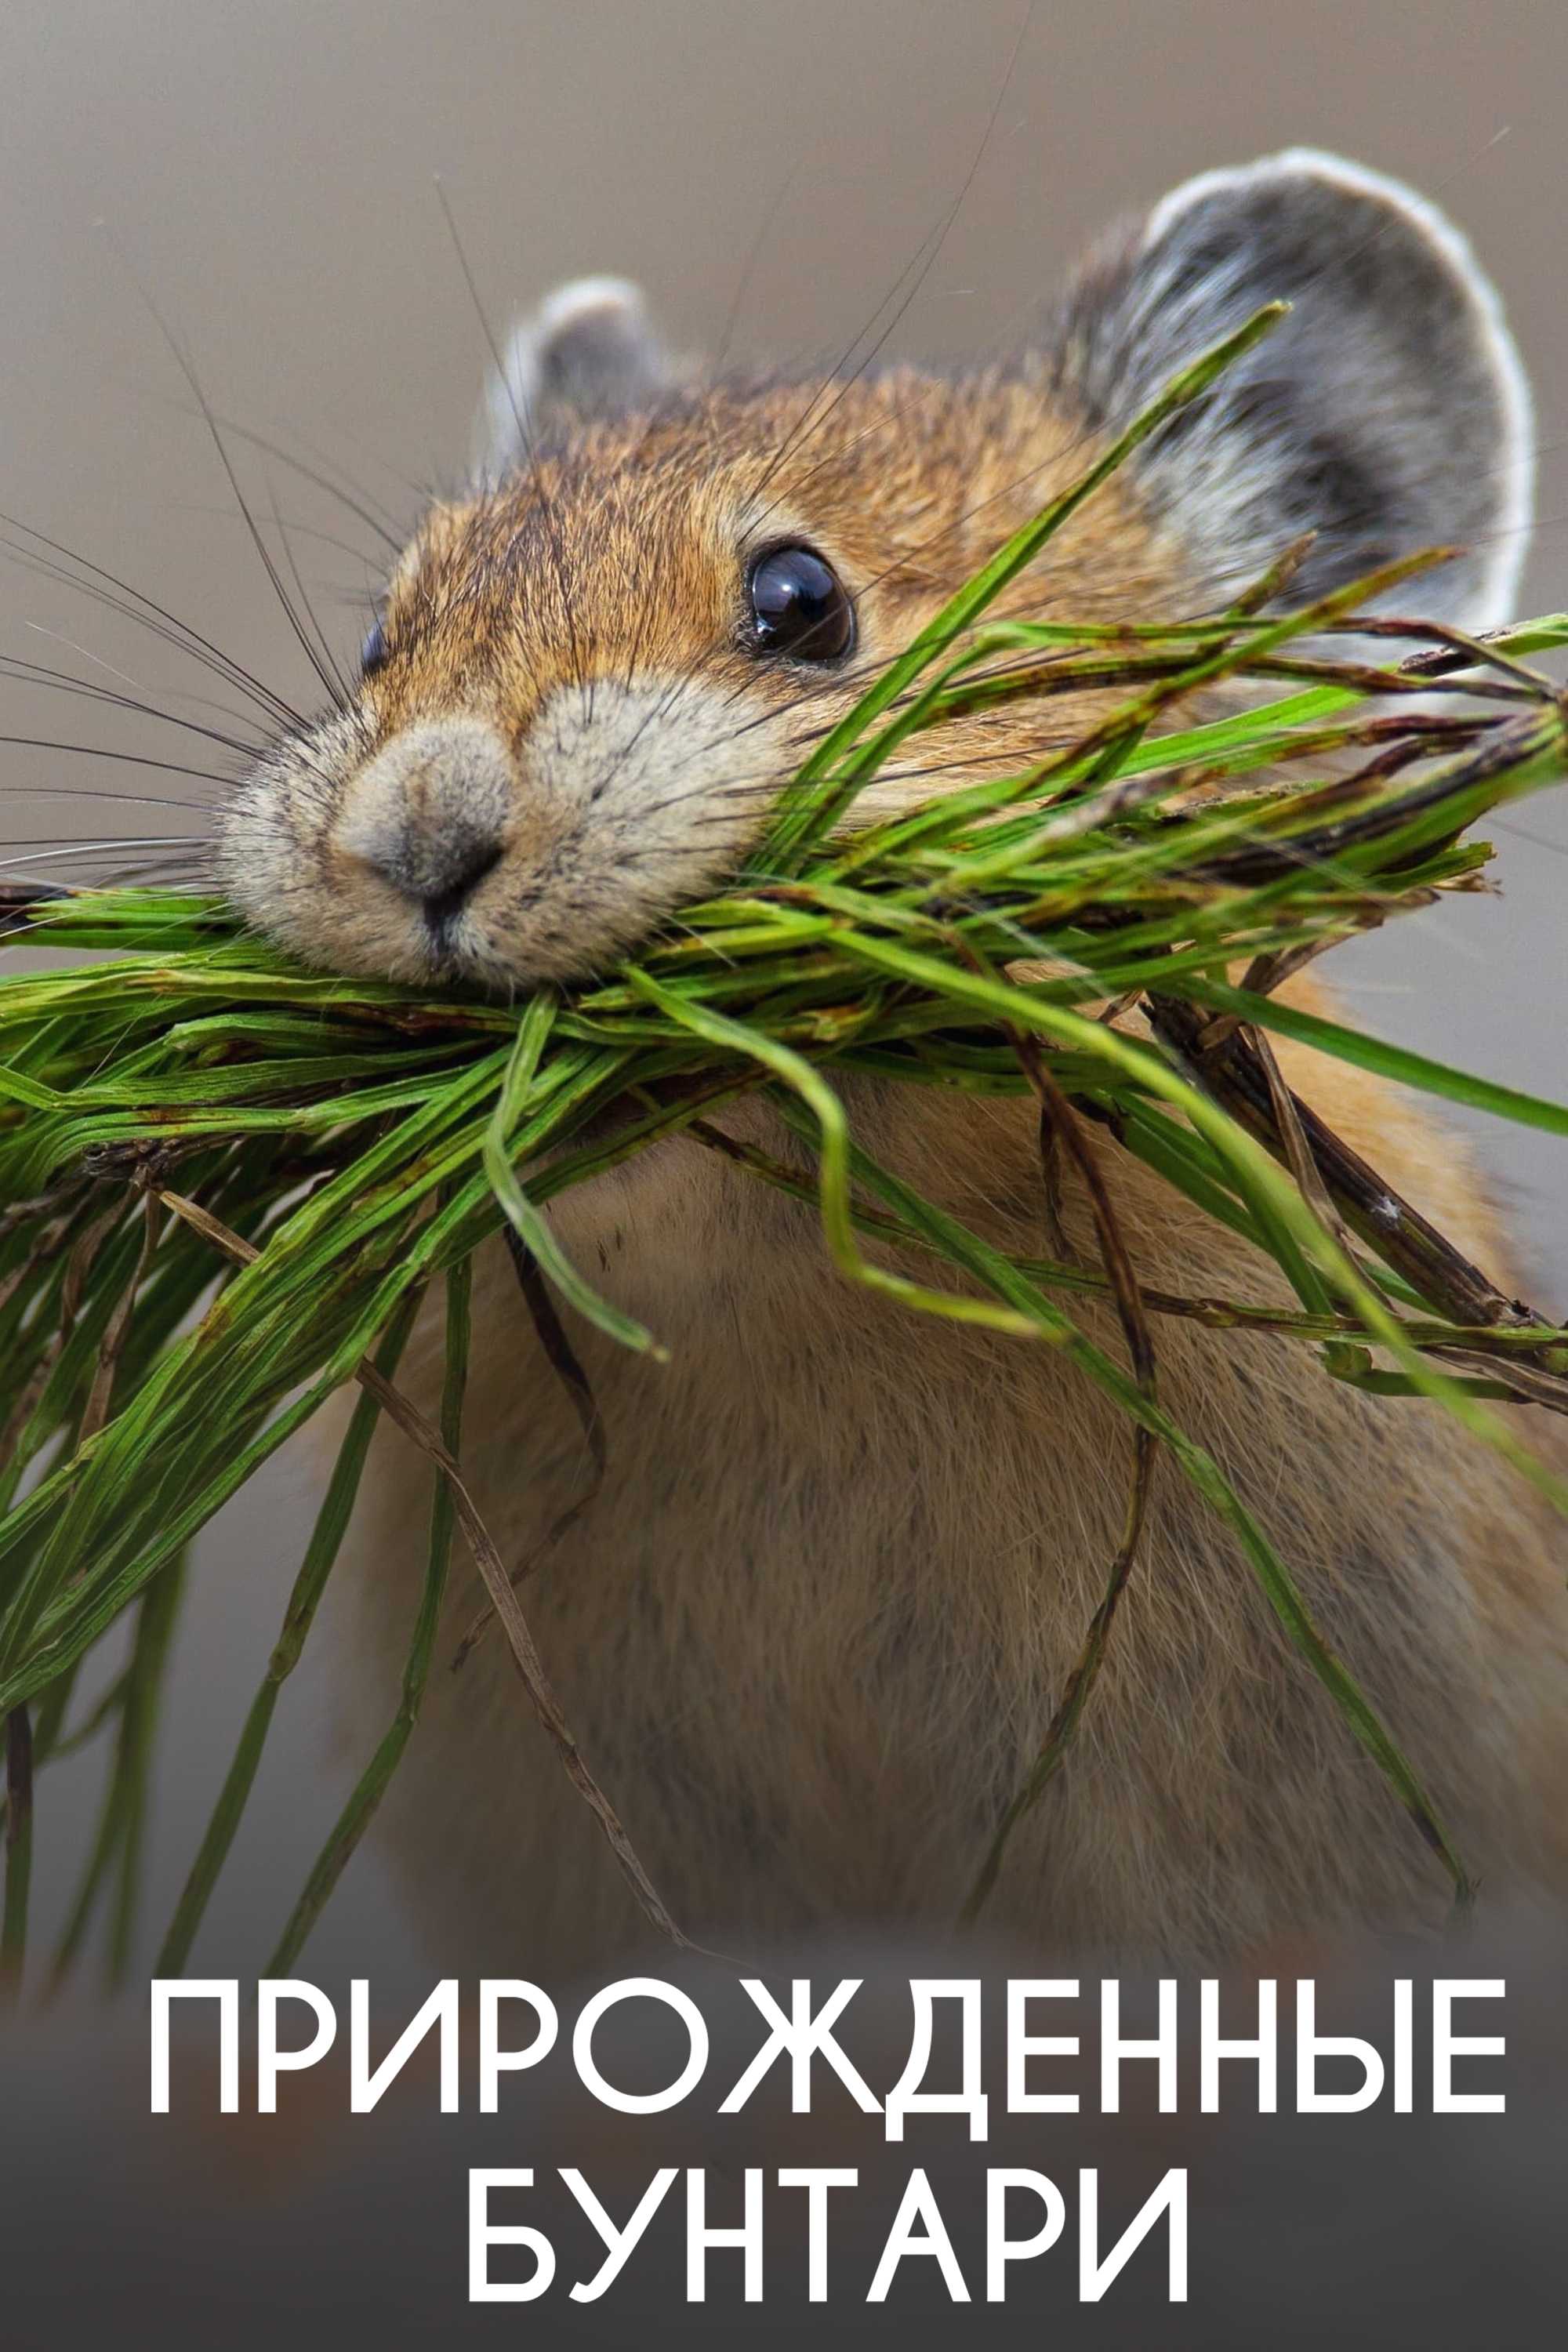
left=360, top=615, right=389, bottom=677
left=745, top=544, right=855, bottom=662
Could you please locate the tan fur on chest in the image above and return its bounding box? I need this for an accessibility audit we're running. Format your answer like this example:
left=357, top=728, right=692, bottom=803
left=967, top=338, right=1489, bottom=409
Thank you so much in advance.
left=336, top=992, right=1568, bottom=1969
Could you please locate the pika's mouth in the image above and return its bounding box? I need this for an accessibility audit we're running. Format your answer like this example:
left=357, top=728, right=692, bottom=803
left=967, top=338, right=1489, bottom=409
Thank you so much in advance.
left=219, top=677, right=791, bottom=1000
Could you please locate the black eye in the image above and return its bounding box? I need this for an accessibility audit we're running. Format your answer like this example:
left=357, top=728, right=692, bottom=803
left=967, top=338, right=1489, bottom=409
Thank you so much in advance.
left=745, top=544, right=855, bottom=662
left=360, top=615, right=389, bottom=676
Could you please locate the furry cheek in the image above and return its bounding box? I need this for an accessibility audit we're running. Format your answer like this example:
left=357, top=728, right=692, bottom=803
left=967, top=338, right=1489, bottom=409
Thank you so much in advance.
left=216, top=678, right=794, bottom=987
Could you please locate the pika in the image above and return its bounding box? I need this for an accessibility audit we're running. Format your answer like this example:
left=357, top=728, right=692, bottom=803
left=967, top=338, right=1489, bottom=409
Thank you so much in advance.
left=220, top=150, right=1568, bottom=1968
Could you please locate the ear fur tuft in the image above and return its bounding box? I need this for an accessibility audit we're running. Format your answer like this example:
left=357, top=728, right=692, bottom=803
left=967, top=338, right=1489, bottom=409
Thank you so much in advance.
left=1052, top=150, right=1534, bottom=624
left=476, top=276, right=673, bottom=478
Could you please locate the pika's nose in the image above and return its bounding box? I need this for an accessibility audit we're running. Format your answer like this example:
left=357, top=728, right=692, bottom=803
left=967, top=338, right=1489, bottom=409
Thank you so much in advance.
left=336, top=717, right=514, bottom=928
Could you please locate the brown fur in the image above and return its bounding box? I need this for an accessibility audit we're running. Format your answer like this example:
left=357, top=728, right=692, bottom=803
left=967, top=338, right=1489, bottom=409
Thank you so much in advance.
left=337, top=1028, right=1568, bottom=1969
left=219, top=166, right=1568, bottom=1971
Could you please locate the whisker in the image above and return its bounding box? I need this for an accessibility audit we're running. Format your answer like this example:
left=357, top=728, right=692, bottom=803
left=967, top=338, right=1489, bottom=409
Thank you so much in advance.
left=1494, top=816, right=1568, bottom=860
left=20, top=621, right=145, bottom=692
left=160, top=341, right=352, bottom=715
left=710, top=145, right=811, bottom=377
left=0, top=834, right=212, bottom=873
left=0, top=514, right=303, bottom=732
left=746, top=3, right=1033, bottom=517
left=19, top=608, right=273, bottom=743
left=744, top=213, right=949, bottom=514
left=157, top=405, right=405, bottom=552
left=100, top=222, right=356, bottom=717
left=172, top=497, right=385, bottom=571
left=436, top=176, right=592, bottom=712
left=0, top=653, right=264, bottom=757
left=0, top=783, right=216, bottom=815
left=266, top=477, right=354, bottom=708
left=0, top=735, right=234, bottom=787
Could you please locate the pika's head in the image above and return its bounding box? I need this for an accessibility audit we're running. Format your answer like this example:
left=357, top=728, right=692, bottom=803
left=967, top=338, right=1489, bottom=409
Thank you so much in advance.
left=219, top=151, right=1532, bottom=989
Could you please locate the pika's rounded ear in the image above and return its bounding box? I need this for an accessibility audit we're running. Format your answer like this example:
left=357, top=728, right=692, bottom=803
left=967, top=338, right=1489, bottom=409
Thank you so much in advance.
left=474, top=276, right=673, bottom=477
left=1054, top=149, right=1534, bottom=624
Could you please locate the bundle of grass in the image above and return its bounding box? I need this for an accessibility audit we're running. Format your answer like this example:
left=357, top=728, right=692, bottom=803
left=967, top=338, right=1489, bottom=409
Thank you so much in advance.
left=5, top=308, right=1568, bottom=1987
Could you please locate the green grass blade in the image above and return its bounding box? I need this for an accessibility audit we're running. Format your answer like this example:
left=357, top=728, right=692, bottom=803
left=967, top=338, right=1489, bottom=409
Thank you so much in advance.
left=263, top=1256, right=470, bottom=1974
left=154, top=1291, right=425, bottom=1975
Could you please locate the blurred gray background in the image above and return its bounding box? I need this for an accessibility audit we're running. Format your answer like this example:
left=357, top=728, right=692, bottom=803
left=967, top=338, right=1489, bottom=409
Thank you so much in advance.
left=2, top=0, right=1566, bottom=1991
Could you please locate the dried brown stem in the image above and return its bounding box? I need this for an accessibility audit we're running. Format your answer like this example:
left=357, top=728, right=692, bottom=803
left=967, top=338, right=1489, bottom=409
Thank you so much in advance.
left=1193, top=711, right=1559, bottom=889
left=0, top=1198, right=125, bottom=1463
left=448, top=1226, right=609, bottom=1672
left=154, top=1189, right=693, bottom=1951
left=1248, top=1025, right=1369, bottom=1277
left=78, top=1186, right=162, bottom=1445
left=959, top=955, right=1160, bottom=1920
left=1147, top=996, right=1553, bottom=1341
left=684, top=1118, right=1568, bottom=1361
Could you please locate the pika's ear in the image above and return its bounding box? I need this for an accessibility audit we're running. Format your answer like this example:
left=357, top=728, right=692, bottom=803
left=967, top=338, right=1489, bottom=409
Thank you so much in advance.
left=475, top=276, right=673, bottom=477
left=1054, top=150, right=1534, bottom=623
